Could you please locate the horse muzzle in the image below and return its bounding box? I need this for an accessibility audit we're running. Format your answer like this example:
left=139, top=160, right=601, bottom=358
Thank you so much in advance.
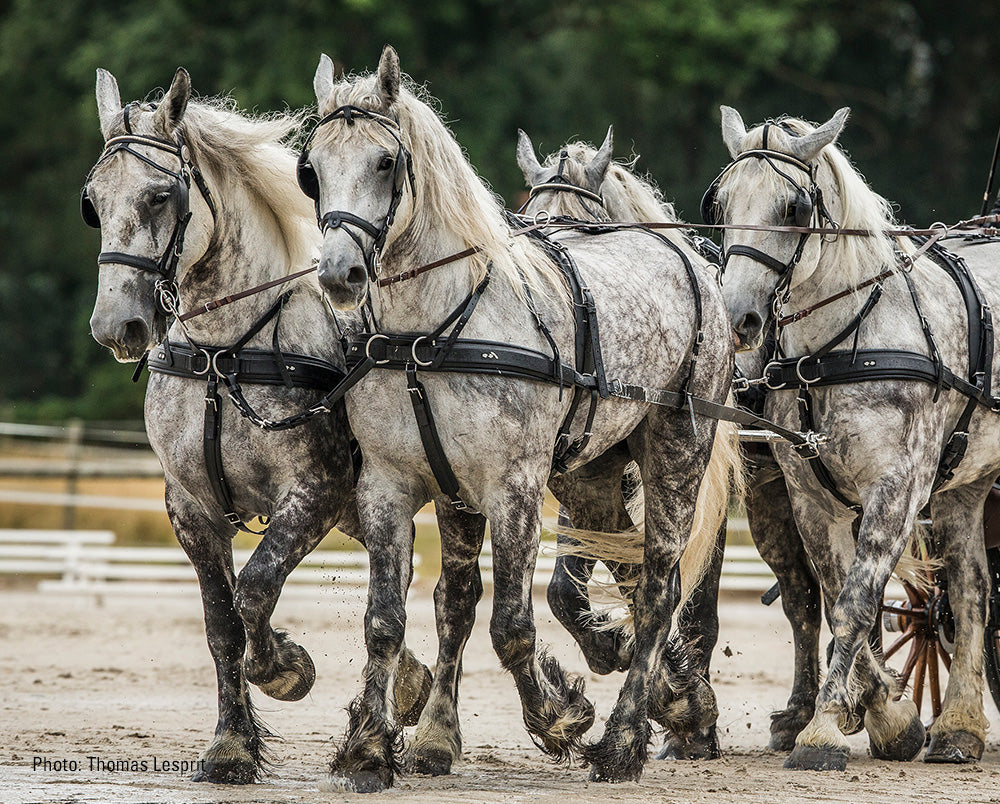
left=90, top=315, right=154, bottom=362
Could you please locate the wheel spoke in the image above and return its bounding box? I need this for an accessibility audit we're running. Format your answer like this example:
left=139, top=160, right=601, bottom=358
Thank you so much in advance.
left=884, top=624, right=917, bottom=662
left=912, top=636, right=927, bottom=715
left=937, top=640, right=952, bottom=672
left=928, top=638, right=943, bottom=719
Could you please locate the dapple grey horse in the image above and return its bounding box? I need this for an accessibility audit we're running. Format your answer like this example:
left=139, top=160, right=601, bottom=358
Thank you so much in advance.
left=305, top=46, right=739, bottom=790
left=713, top=105, right=1000, bottom=770
left=85, top=67, right=441, bottom=783
left=516, top=128, right=823, bottom=757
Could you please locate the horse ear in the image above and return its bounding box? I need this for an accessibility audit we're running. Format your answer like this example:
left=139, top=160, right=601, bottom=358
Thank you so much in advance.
left=516, top=129, right=543, bottom=184
left=153, top=67, right=191, bottom=135
left=314, top=53, right=335, bottom=113
left=377, top=45, right=400, bottom=109
left=95, top=68, right=122, bottom=140
left=584, top=125, right=614, bottom=189
left=789, top=107, right=850, bottom=164
left=720, top=106, right=748, bottom=159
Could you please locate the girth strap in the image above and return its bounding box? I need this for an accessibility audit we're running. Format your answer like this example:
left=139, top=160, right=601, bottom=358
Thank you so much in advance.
left=764, top=348, right=994, bottom=407
left=405, top=365, right=473, bottom=511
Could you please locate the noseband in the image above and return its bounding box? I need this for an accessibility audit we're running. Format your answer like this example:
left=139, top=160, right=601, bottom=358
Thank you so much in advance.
left=297, top=105, right=416, bottom=281
left=701, top=123, right=835, bottom=296
left=81, top=102, right=217, bottom=307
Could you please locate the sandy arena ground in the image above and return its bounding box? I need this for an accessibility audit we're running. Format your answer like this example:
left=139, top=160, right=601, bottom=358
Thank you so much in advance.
left=3, top=581, right=1000, bottom=804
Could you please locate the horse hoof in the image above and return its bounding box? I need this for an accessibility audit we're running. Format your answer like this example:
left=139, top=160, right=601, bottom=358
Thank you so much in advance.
left=321, top=770, right=390, bottom=793
left=924, top=730, right=985, bottom=764
left=249, top=635, right=316, bottom=701
left=768, top=707, right=812, bottom=752
left=784, top=744, right=849, bottom=771
left=583, top=630, right=633, bottom=675
left=410, top=747, right=453, bottom=776
left=191, top=757, right=258, bottom=784
left=395, top=661, right=432, bottom=727
left=868, top=709, right=924, bottom=762
left=655, top=725, right=722, bottom=760
left=588, top=762, right=642, bottom=784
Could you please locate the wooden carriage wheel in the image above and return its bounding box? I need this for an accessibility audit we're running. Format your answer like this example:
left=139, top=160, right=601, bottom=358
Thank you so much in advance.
left=880, top=545, right=951, bottom=722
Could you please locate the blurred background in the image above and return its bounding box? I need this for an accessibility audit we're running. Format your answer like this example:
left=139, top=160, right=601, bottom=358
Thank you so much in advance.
left=1, top=0, right=997, bottom=422
left=0, top=0, right=995, bottom=568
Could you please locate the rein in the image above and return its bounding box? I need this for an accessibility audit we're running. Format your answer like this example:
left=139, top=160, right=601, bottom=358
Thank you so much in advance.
left=775, top=229, right=948, bottom=328
left=176, top=215, right=1000, bottom=317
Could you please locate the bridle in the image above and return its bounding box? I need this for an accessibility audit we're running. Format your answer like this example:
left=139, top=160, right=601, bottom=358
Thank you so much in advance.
left=517, top=148, right=607, bottom=220
left=81, top=102, right=217, bottom=312
left=297, top=104, right=416, bottom=282
left=701, top=123, right=836, bottom=300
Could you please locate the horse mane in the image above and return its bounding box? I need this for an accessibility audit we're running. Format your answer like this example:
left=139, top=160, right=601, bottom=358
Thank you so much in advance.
left=320, top=73, right=566, bottom=305
left=179, top=99, right=320, bottom=275
left=723, top=116, right=900, bottom=287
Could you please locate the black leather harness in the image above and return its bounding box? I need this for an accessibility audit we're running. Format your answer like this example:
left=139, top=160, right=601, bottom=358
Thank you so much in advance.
left=146, top=291, right=350, bottom=532
left=761, top=238, right=998, bottom=511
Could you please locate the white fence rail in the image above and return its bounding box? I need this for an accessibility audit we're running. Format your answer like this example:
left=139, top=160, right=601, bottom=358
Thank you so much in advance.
left=0, top=528, right=394, bottom=598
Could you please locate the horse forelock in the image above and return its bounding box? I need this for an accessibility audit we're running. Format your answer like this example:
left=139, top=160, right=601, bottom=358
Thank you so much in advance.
left=98, top=93, right=320, bottom=277
left=722, top=115, right=899, bottom=288
left=322, top=71, right=568, bottom=309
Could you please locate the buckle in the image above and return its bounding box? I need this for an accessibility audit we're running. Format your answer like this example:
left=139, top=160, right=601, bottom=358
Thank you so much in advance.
left=791, top=431, right=828, bottom=459
left=224, top=512, right=242, bottom=526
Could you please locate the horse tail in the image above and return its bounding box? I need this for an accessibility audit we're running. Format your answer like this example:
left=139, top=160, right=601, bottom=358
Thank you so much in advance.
left=892, top=519, right=938, bottom=595
left=554, top=399, right=745, bottom=618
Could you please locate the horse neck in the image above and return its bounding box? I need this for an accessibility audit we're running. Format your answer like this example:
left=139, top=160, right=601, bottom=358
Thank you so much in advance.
left=371, top=225, right=489, bottom=333
left=170, top=183, right=328, bottom=352
left=778, top=243, right=921, bottom=355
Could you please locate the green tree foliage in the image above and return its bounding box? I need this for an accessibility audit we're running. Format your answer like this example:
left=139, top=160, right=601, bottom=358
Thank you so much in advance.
left=1, top=0, right=997, bottom=419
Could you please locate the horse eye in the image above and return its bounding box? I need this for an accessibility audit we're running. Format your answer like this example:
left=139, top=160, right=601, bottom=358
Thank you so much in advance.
left=151, top=191, right=172, bottom=206
left=377, top=155, right=395, bottom=172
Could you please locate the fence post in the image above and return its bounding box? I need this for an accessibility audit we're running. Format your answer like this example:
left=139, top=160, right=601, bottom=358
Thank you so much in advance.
left=62, top=418, right=84, bottom=530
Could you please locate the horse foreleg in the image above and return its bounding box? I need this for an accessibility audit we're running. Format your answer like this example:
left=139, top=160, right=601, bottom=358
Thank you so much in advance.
left=585, top=415, right=717, bottom=783
left=656, top=519, right=726, bottom=760
left=787, top=483, right=925, bottom=771
left=925, top=480, right=991, bottom=763
left=489, top=480, right=595, bottom=761
left=325, top=478, right=419, bottom=793
left=410, top=504, right=486, bottom=775
left=234, top=489, right=340, bottom=703
left=168, top=489, right=267, bottom=784
left=745, top=450, right=823, bottom=751
left=336, top=496, right=433, bottom=727
left=547, top=452, right=636, bottom=675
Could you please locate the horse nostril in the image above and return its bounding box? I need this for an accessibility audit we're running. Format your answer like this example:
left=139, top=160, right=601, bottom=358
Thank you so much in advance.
left=123, top=318, right=149, bottom=348
left=347, top=265, right=367, bottom=286
left=736, top=311, right=763, bottom=339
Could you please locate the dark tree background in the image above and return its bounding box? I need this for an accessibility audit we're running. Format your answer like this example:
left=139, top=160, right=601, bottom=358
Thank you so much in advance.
left=1, top=0, right=996, bottom=420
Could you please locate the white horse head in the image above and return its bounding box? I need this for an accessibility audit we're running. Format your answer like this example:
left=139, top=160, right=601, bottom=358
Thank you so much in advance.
left=87, top=68, right=217, bottom=359
left=708, top=105, right=896, bottom=350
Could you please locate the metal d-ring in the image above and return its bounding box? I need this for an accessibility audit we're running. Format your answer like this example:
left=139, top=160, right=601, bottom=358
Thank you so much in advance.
left=532, top=209, right=551, bottom=226
left=191, top=347, right=213, bottom=376
left=795, top=355, right=821, bottom=385
left=411, top=335, right=434, bottom=367
left=210, top=349, right=234, bottom=378
left=763, top=359, right=787, bottom=391
left=365, top=333, right=391, bottom=365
